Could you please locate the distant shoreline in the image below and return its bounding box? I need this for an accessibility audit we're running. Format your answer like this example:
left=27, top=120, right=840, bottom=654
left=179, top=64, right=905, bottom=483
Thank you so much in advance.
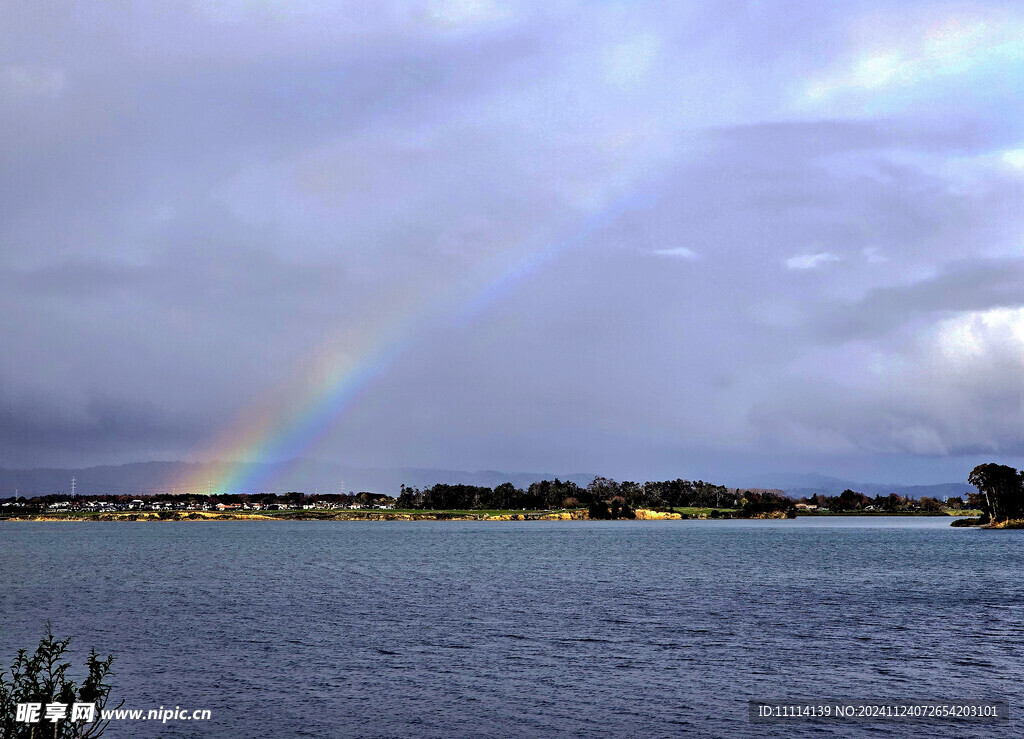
left=1, top=508, right=978, bottom=523
left=1, top=509, right=656, bottom=522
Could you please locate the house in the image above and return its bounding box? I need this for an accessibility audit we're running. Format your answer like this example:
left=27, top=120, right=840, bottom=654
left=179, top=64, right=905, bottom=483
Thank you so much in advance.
left=82, top=501, right=114, bottom=511
left=794, top=503, right=818, bottom=511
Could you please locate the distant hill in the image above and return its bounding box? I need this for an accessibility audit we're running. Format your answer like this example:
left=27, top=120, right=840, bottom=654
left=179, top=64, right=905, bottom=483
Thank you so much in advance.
left=727, top=472, right=972, bottom=500
left=779, top=482, right=973, bottom=500
left=0, top=461, right=972, bottom=500
left=0, top=460, right=597, bottom=497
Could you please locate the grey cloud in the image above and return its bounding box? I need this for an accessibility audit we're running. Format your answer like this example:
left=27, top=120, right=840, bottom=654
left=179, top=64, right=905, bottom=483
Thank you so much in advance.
left=0, top=393, right=200, bottom=465
left=803, top=259, right=1024, bottom=342
left=711, top=118, right=1016, bottom=157
left=3, top=1, right=1024, bottom=484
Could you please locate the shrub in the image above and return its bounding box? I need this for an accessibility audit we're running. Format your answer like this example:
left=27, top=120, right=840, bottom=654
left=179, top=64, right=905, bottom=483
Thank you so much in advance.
left=0, top=629, right=117, bottom=738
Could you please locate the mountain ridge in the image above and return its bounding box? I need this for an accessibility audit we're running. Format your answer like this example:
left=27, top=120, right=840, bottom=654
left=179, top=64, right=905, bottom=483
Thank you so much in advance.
left=0, top=460, right=973, bottom=499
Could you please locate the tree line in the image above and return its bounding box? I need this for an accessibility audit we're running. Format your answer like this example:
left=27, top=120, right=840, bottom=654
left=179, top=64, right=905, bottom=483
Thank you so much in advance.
left=803, top=489, right=961, bottom=513
left=396, top=477, right=739, bottom=511
left=0, top=477, right=818, bottom=518
left=396, top=477, right=796, bottom=518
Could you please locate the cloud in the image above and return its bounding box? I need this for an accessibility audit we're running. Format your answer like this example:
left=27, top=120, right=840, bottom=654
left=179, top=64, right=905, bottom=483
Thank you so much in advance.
left=649, top=246, right=697, bottom=258
left=421, top=0, right=516, bottom=31
left=747, top=302, right=1024, bottom=459
left=0, top=393, right=200, bottom=464
left=604, top=33, right=662, bottom=86
left=3, top=1, right=1024, bottom=484
left=800, top=258, right=1024, bottom=343
left=1002, top=148, right=1024, bottom=168
left=785, top=253, right=841, bottom=270
left=801, top=10, right=1024, bottom=109
left=862, top=247, right=888, bottom=263
left=2, top=65, right=64, bottom=96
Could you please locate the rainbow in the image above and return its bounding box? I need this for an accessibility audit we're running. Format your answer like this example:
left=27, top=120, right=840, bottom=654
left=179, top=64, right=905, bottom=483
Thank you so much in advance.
left=173, top=187, right=653, bottom=495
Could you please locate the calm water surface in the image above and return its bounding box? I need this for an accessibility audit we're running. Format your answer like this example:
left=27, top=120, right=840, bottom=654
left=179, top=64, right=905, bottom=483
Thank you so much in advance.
left=2, top=518, right=1021, bottom=737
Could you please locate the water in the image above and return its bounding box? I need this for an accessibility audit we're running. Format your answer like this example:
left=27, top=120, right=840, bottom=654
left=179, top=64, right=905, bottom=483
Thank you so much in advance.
left=2, top=518, right=1021, bottom=737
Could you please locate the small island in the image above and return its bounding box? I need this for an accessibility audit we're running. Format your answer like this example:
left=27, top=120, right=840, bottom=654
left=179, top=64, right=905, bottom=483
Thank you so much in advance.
left=951, top=463, right=1024, bottom=528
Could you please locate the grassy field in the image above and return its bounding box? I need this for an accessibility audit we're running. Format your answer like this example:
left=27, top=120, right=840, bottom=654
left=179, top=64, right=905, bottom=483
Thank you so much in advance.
left=667, top=506, right=736, bottom=517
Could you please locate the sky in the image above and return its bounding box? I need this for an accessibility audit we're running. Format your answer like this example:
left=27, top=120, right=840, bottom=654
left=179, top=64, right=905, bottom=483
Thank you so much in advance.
left=2, top=0, right=1024, bottom=485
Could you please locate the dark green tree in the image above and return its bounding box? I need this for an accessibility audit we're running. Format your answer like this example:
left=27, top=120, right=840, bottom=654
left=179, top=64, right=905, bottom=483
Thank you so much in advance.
left=585, top=477, right=620, bottom=505
left=588, top=500, right=612, bottom=520
left=492, top=482, right=519, bottom=509
left=836, top=489, right=871, bottom=510
left=968, top=463, right=1024, bottom=522
left=741, top=490, right=795, bottom=517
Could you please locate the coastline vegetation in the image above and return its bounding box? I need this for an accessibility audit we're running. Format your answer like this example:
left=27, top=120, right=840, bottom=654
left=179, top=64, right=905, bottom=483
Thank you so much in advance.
left=1, top=477, right=784, bottom=521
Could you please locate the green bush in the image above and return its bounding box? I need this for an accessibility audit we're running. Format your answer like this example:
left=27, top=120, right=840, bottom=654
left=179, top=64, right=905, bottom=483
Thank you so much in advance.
left=0, top=629, right=117, bottom=738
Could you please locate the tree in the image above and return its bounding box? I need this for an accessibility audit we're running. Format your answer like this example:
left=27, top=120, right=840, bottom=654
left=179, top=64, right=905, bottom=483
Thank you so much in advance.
left=585, top=477, right=621, bottom=505
left=968, top=463, right=1024, bottom=522
left=877, top=493, right=906, bottom=512
left=524, top=479, right=579, bottom=509
left=741, top=490, right=795, bottom=517
left=492, top=482, right=519, bottom=509
left=0, top=629, right=117, bottom=738
left=609, top=497, right=635, bottom=520
left=836, top=489, right=870, bottom=510
left=396, top=485, right=421, bottom=509
left=618, top=481, right=644, bottom=508
left=692, top=481, right=730, bottom=507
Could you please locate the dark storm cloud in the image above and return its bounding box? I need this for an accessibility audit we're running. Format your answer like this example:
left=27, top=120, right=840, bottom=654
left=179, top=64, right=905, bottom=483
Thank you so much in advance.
left=0, top=17, right=545, bottom=259
left=0, top=393, right=199, bottom=459
left=804, top=259, right=1024, bottom=342
left=3, top=1, right=1024, bottom=482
